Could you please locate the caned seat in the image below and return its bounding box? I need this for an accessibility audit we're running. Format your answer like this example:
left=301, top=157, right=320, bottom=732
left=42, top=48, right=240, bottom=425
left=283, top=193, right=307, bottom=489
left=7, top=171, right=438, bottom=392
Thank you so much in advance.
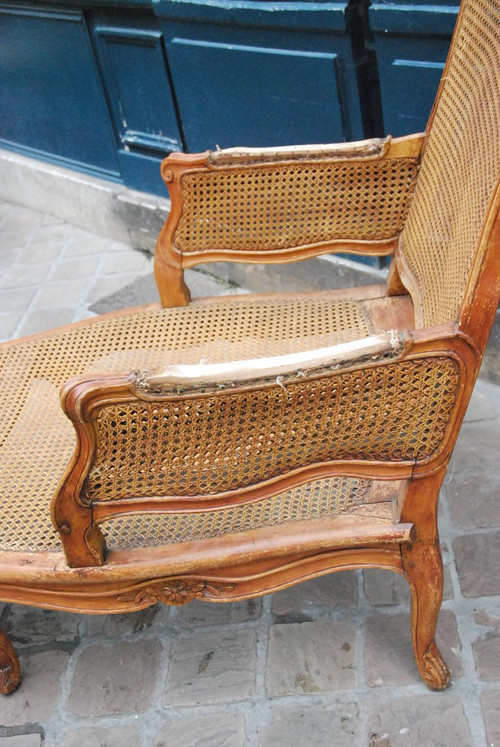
left=0, top=0, right=499, bottom=696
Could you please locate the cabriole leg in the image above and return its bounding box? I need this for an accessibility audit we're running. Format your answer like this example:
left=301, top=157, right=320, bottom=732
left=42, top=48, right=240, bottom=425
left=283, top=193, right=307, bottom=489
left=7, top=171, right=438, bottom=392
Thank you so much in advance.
left=0, top=628, right=21, bottom=695
left=402, top=541, right=450, bottom=690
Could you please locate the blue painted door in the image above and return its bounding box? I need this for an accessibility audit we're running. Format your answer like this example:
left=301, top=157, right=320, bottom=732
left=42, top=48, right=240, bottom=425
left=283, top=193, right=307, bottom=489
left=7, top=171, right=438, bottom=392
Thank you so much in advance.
left=156, top=0, right=362, bottom=151
left=369, top=0, right=459, bottom=136
left=0, top=5, right=120, bottom=178
left=90, top=7, right=184, bottom=194
left=0, top=0, right=459, bottom=195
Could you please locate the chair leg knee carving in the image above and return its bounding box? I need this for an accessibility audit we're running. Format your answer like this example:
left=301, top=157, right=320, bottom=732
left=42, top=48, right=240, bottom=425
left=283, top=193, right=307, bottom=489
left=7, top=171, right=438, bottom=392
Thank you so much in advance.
left=0, top=629, right=21, bottom=695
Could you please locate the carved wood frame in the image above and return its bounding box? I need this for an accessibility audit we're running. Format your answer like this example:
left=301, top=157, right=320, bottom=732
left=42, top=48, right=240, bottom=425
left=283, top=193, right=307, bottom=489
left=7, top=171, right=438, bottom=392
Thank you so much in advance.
left=2, top=0, right=500, bottom=694
left=49, top=323, right=477, bottom=570
left=154, top=133, right=425, bottom=307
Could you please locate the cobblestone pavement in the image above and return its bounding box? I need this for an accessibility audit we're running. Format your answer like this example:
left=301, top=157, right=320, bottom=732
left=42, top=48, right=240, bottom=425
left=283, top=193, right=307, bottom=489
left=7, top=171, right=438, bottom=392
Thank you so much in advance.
left=1, top=199, right=500, bottom=746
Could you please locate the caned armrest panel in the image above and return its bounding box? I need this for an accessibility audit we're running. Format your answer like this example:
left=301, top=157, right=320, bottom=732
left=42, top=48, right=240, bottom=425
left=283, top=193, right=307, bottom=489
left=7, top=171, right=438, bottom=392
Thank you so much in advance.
left=81, top=355, right=459, bottom=504
left=53, top=329, right=465, bottom=567
left=156, top=135, right=424, bottom=289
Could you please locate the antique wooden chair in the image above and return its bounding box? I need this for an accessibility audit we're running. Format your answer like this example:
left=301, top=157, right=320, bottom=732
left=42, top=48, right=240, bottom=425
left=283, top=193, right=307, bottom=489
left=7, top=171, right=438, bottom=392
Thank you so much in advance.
left=0, top=0, right=499, bottom=695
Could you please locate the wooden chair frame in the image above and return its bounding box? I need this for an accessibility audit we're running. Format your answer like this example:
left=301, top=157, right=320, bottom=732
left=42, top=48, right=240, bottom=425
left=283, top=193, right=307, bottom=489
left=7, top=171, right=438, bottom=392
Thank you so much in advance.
left=1, top=0, right=499, bottom=696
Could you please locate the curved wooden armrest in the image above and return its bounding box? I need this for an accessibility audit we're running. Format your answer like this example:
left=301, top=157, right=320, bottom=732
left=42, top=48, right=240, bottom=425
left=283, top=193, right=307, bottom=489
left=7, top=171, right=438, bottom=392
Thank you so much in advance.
left=136, top=331, right=406, bottom=395
left=168, top=132, right=425, bottom=168
left=52, top=332, right=405, bottom=568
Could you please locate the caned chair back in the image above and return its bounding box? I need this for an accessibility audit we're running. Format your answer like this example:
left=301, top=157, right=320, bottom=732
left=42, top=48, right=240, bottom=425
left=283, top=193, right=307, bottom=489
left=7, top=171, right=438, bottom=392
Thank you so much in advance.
left=398, top=0, right=500, bottom=330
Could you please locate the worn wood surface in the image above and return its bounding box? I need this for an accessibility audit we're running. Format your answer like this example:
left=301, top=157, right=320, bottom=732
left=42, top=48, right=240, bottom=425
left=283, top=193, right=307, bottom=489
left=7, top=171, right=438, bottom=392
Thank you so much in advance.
left=1, top=0, right=500, bottom=695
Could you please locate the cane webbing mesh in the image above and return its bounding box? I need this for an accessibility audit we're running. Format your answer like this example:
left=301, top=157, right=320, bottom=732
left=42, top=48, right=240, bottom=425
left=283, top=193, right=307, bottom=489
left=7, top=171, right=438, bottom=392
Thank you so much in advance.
left=175, top=157, right=419, bottom=254
left=1, top=296, right=373, bottom=449
left=400, top=0, right=500, bottom=327
left=100, top=477, right=372, bottom=551
left=0, top=471, right=372, bottom=554
left=85, top=357, right=460, bottom=502
left=0, top=294, right=374, bottom=554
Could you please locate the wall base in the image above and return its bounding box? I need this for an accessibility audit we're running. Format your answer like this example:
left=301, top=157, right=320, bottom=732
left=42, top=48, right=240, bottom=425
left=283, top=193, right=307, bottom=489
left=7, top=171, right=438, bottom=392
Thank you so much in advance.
left=0, top=148, right=169, bottom=252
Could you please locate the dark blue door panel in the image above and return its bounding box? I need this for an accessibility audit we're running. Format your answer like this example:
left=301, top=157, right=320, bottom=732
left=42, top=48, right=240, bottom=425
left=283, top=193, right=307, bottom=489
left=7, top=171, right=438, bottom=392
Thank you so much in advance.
left=385, top=58, right=445, bottom=134
left=0, top=0, right=458, bottom=198
left=370, top=3, right=459, bottom=136
left=92, top=17, right=184, bottom=194
left=157, top=0, right=363, bottom=151
left=0, top=5, right=120, bottom=177
left=169, top=40, right=346, bottom=151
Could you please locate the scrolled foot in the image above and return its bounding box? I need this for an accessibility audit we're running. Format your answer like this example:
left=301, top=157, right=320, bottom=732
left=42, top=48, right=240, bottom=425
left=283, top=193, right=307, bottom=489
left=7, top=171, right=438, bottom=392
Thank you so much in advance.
left=0, top=630, right=21, bottom=695
left=421, top=641, right=450, bottom=691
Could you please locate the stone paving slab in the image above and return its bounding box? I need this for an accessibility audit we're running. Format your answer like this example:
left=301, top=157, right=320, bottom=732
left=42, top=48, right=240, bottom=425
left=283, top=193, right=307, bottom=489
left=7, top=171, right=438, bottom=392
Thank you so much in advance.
left=261, top=703, right=359, bottom=746
left=1, top=199, right=500, bottom=745
left=153, top=713, right=247, bottom=747
left=481, top=691, right=500, bottom=746
left=267, top=620, right=356, bottom=696
left=165, top=629, right=257, bottom=706
left=366, top=694, right=474, bottom=746
left=68, top=640, right=162, bottom=717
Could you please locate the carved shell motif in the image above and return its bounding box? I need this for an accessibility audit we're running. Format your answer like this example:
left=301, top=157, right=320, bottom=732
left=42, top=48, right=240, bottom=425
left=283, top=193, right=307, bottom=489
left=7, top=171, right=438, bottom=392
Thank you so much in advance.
left=118, top=579, right=235, bottom=607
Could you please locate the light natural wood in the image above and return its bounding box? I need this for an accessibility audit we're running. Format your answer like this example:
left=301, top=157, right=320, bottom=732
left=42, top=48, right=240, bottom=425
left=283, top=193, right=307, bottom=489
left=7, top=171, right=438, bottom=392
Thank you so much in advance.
left=400, top=470, right=450, bottom=690
left=0, top=0, right=499, bottom=695
left=154, top=136, right=424, bottom=306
